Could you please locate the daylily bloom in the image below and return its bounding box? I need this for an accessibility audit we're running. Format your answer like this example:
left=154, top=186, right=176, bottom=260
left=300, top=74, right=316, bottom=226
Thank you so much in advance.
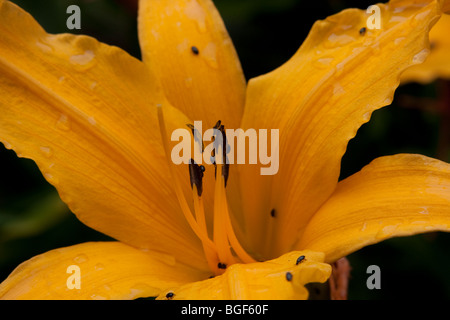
left=1, top=0, right=450, bottom=300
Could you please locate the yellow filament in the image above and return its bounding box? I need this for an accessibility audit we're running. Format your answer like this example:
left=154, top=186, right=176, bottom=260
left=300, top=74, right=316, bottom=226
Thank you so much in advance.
left=213, top=161, right=236, bottom=266
left=192, top=186, right=220, bottom=273
left=158, top=108, right=256, bottom=273
left=156, top=105, right=215, bottom=251
left=223, top=198, right=258, bottom=264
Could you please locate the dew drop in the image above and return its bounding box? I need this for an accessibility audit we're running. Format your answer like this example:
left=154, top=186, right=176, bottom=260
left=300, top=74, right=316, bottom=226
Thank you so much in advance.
left=412, top=49, right=430, bottom=64
left=184, top=0, right=207, bottom=33
left=360, top=221, right=368, bottom=231
left=375, top=225, right=398, bottom=239
left=56, top=114, right=71, bottom=131
left=70, top=50, right=95, bottom=66
left=90, top=81, right=97, bottom=90
left=87, top=116, right=96, bottom=126
left=73, top=253, right=88, bottom=264
left=394, top=37, right=406, bottom=45
left=43, top=172, right=59, bottom=184
left=202, top=43, right=218, bottom=69
left=335, top=62, right=345, bottom=76
left=58, top=76, right=65, bottom=83
left=90, top=294, right=108, bottom=300
left=325, top=33, right=356, bottom=48
left=184, top=77, right=193, bottom=88
left=389, top=16, right=407, bottom=23
left=2, top=141, right=12, bottom=149
left=313, top=57, right=334, bottom=69
left=39, top=146, right=53, bottom=158
left=94, top=263, right=105, bottom=271
left=332, top=82, right=345, bottom=95
left=36, top=39, right=53, bottom=53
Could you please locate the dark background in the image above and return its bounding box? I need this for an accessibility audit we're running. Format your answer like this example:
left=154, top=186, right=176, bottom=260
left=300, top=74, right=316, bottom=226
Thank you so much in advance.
left=1, top=0, right=449, bottom=299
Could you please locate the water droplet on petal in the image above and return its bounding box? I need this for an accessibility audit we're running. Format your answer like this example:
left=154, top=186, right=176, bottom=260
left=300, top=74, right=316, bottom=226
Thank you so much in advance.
left=73, top=254, right=88, bottom=264
left=394, top=37, right=406, bottom=45
left=202, top=43, right=218, bottom=69
left=2, top=141, right=12, bottom=149
left=90, top=81, right=97, bottom=90
left=325, top=33, right=356, bottom=49
left=333, top=82, right=345, bottom=95
left=36, top=39, right=53, bottom=53
left=335, top=62, right=345, bottom=76
left=87, top=116, right=96, bottom=126
left=412, top=49, right=430, bottom=64
left=313, top=57, right=334, bottom=69
left=184, top=77, right=193, bottom=88
left=94, top=263, right=105, bottom=271
left=43, top=172, right=59, bottom=184
left=39, top=146, right=53, bottom=158
left=70, top=50, right=95, bottom=65
left=56, top=114, right=71, bottom=131
left=184, top=0, right=207, bottom=33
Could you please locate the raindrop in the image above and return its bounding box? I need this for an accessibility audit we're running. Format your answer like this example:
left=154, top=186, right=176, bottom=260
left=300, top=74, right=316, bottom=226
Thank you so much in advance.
left=89, top=81, right=97, bottom=90
left=87, top=116, right=96, bottom=126
left=394, top=37, right=406, bottom=45
left=94, top=263, right=105, bottom=271
left=73, top=253, right=89, bottom=264
left=70, top=50, right=95, bottom=67
left=324, top=33, right=356, bottom=49
left=184, top=77, right=193, bottom=88
left=56, top=114, right=71, bottom=131
left=332, top=82, right=345, bottom=95
left=39, top=146, right=53, bottom=158
left=412, top=49, right=430, bottom=64
left=312, top=57, right=334, bottom=69
left=201, top=43, right=218, bottom=69
left=43, top=172, right=59, bottom=185
left=35, top=39, right=53, bottom=53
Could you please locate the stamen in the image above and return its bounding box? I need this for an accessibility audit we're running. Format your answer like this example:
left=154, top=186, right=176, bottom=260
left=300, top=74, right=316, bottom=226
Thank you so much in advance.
left=189, top=159, right=204, bottom=196
left=192, top=185, right=220, bottom=272
left=213, top=160, right=236, bottom=266
left=186, top=123, right=204, bottom=153
left=213, top=123, right=256, bottom=265
left=156, top=105, right=215, bottom=251
left=223, top=195, right=257, bottom=263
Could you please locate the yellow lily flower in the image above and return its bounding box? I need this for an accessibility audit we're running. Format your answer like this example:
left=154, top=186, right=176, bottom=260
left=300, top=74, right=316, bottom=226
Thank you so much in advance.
left=0, top=0, right=450, bottom=300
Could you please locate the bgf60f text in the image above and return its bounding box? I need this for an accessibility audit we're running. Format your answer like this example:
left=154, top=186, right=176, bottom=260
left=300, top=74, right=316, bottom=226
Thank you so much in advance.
left=225, top=304, right=269, bottom=315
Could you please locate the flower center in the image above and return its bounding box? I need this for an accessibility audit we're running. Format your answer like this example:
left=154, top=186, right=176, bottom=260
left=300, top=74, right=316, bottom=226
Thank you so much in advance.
left=157, top=105, right=256, bottom=275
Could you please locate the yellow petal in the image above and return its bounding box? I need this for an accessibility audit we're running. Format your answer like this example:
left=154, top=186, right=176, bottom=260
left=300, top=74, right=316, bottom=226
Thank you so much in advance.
left=156, top=250, right=331, bottom=300
left=240, top=0, right=443, bottom=257
left=298, top=154, right=450, bottom=263
left=0, top=0, right=207, bottom=269
left=401, top=14, right=450, bottom=83
left=138, top=0, right=246, bottom=129
left=0, top=242, right=209, bottom=300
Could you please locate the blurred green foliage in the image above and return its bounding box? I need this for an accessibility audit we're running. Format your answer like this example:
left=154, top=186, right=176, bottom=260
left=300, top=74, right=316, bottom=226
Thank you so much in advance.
left=1, top=0, right=449, bottom=300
